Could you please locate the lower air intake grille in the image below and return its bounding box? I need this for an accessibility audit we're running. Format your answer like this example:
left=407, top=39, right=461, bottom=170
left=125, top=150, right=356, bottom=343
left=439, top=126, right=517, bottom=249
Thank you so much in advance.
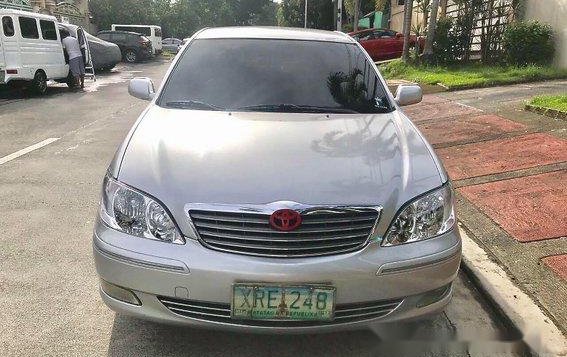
left=158, top=296, right=402, bottom=327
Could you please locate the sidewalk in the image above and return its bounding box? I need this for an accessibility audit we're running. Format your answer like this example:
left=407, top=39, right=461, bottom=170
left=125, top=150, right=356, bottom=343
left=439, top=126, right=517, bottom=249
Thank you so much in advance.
left=403, top=80, right=567, bottom=335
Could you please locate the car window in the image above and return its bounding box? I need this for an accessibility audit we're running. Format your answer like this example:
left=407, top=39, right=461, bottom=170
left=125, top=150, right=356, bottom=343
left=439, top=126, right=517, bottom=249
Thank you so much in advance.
left=383, top=30, right=397, bottom=38
left=112, top=33, right=127, bottom=42
left=97, top=33, right=110, bottom=41
left=174, top=39, right=182, bottom=45
left=2, top=16, right=14, bottom=37
left=40, top=20, right=57, bottom=40
left=154, top=28, right=162, bottom=37
left=19, top=16, right=39, bottom=39
left=159, top=39, right=392, bottom=114
left=373, top=31, right=387, bottom=38
left=162, top=38, right=171, bottom=45
left=354, top=32, right=369, bottom=41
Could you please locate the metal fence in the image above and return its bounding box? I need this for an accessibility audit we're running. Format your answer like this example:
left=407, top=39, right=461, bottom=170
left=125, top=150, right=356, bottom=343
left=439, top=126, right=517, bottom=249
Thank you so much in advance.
left=445, top=0, right=515, bottom=61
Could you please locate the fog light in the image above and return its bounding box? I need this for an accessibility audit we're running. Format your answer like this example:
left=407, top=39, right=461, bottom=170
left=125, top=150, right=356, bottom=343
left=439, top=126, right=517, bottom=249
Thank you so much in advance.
left=100, top=280, right=141, bottom=305
left=416, top=284, right=451, bottom=308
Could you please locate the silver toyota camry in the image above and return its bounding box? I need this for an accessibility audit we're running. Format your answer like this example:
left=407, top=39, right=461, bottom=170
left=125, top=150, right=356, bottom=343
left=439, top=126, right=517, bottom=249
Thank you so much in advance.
left=93, top=27, right=461, bottom=332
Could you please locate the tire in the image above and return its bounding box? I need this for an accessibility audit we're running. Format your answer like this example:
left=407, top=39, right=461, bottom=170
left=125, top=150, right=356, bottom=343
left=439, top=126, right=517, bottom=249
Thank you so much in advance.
left=32, top=70, right=48, bottom=95
left=124, top=49, right=138, bottom=63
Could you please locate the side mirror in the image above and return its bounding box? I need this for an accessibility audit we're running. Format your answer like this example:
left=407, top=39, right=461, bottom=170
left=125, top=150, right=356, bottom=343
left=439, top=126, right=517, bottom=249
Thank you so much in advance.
left=128, top=77, right=155, bottom=101
left=395, top=85, right=422, bottom=106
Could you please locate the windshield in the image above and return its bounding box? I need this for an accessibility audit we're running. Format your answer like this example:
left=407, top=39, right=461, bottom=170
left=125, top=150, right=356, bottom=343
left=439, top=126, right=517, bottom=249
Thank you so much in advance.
left=158, top=39, right=393, bottom=114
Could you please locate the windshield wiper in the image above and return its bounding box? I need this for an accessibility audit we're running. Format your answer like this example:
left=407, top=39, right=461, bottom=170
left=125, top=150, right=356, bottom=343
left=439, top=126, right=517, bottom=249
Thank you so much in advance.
left=234, top=104, right=358, bottom=114
left=165, top=100, right=225, bottom=111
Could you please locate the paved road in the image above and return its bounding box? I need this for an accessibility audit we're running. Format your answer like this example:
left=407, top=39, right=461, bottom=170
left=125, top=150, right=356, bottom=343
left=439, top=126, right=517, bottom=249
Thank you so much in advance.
left=0, top=61, right=529, bottom=356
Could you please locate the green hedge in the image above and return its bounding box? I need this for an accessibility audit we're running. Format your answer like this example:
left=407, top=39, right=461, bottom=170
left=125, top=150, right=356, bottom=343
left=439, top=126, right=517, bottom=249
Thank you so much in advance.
left=503, top=21, right=555, bottom=66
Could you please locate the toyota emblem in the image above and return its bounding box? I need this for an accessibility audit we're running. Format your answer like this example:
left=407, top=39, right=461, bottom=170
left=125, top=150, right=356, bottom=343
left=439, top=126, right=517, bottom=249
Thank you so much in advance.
left=269, top=209, right=302, bottom=231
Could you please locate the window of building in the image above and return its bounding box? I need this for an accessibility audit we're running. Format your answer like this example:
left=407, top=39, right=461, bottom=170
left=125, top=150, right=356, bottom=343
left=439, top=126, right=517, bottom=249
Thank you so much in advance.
left=40, top=20, right=57, bottom=40
left=398, top=0, right=405, bottom=5
left=19, top=16, right=39, bottom=39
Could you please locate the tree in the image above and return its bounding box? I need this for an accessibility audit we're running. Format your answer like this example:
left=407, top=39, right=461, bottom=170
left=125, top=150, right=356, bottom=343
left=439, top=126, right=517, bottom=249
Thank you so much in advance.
left=89, top=0, right=156, bottom=32
left=423, top=0, right=440, bottom=62
left=353, top=0, right=360, bottom=31
left=277, top=0, right=334, bottom=30
left=415, top=0, right=430, bottom=29
left=90, top=0, right=277, bottom=38
left=439, top=0, right=448, bottom=17
left=401, top=0, right=414, bottom=62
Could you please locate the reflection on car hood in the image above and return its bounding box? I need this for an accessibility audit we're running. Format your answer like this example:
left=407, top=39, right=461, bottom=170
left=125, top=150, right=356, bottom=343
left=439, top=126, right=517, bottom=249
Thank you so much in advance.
left=118, top=106, right=444, bottom=236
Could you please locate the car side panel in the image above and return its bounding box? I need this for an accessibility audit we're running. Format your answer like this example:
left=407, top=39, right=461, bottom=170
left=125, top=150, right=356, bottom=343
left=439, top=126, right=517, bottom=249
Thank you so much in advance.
left=2, top=15, right=67, bottom=82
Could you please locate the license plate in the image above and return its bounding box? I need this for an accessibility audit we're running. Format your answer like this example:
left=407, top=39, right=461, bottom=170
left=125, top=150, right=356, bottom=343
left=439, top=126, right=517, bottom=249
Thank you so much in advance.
left=231, top=283, right=336, bottom=321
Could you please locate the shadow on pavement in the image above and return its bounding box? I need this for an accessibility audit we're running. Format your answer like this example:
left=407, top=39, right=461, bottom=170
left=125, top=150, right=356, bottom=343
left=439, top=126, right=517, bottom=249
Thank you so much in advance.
left=106, top=313, right=487, bottom=357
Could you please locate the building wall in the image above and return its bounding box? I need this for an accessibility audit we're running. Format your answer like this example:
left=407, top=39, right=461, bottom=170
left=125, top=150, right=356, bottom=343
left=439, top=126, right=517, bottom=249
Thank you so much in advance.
left=389, top=0, right=421, bottom=33
left=524, top=0, right=567, bottom=68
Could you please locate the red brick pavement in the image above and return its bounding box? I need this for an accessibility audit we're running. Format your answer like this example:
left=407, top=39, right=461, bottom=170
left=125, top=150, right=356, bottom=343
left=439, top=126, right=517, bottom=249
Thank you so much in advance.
left=417, top=114, right=527, bottom=145
left=542, top=255, right=567, bottom=281
left=436, top=133, right=567, bottom=180
left=459, top=170, right=567, bottom=242
left=404, top=101, right=481, bottom=122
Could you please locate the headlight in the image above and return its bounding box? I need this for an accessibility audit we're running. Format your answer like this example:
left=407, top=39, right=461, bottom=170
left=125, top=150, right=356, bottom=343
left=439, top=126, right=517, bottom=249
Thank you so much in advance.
left=99, top=174, right=184, bottom=244
left=382, top=184, right=455, bottom=246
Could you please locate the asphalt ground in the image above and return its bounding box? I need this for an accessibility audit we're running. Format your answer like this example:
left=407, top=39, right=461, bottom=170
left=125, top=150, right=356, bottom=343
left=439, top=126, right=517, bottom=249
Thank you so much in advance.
left=0, top=60, right=532, bottom=356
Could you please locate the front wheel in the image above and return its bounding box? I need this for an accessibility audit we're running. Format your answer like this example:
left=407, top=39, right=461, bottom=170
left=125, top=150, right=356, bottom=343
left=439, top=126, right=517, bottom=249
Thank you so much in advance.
left=32, top=71, right=48, bottom=95
left=124, top=49, right=138, bottom=63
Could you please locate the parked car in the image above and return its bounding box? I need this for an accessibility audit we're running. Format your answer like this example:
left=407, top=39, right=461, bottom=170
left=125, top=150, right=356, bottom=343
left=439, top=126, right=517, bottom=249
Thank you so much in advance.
left=94, top=27, right=460, bottom=332
left=58, top=23, right=121, bottom=71
left=112, top=24, right=162, bottom=54
left=97, top=30, right=152, bottom=63
left=349, top=28, right=425, bottom=61
left=161, top=37, right=182, bottom=53
left=0, top=9, right=73, bottom=94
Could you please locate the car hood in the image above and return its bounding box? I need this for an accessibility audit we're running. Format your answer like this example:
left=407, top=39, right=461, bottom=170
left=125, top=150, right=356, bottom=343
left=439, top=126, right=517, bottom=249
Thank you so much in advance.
left=118, top=106, right=444, bottom=236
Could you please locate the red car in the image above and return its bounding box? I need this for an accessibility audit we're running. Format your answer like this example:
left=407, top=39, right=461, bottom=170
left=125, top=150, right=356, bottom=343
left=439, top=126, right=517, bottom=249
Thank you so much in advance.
left=349, top=28, right=424, bottom=61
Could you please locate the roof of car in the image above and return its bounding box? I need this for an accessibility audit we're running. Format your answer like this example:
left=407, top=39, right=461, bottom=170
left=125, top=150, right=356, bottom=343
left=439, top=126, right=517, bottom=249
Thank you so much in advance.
left=98, top=30, right=143, bottom=36
left=349, top=28, right=392, bottom=35
left=196, top=27, right=355, bottom=43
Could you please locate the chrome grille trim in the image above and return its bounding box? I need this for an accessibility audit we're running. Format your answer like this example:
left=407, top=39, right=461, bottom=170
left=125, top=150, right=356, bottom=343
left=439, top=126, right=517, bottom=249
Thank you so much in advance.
left=158, top=296, right=402, bottom=326
left=188, top=205, right=381, bottom=258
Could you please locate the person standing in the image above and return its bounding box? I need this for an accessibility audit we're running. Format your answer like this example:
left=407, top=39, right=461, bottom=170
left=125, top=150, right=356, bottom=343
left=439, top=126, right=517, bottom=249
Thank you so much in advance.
left=60, top=29, right=85, bottom=90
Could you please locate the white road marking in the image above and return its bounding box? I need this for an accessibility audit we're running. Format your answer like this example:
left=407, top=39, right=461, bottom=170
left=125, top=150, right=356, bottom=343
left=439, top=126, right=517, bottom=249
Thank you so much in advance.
left=0, top=138, right=60, bottom=165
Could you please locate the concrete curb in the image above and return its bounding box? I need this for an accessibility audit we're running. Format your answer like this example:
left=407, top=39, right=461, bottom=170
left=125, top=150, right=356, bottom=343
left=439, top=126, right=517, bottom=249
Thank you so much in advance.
left=459, top=227, right=567, bottom=356
left=525, top=103, right=567, bottom=120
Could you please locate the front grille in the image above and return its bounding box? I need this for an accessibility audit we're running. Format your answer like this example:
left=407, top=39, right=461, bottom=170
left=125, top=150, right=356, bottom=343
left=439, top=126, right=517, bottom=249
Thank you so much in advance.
left=189, top=208, right=380, bottom=258
left=158, top=296, right=402, bottom=327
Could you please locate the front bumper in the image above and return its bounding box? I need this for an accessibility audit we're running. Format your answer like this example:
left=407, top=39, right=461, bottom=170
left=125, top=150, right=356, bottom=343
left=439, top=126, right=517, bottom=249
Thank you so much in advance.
left=93, top=222, right=461, bottom=332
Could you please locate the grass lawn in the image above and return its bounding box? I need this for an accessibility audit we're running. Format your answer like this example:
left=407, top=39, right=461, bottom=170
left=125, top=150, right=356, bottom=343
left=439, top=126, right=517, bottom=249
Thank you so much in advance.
left=380, top=60, right=567, bottom=90
left=527, top=94, right=567, bottom=113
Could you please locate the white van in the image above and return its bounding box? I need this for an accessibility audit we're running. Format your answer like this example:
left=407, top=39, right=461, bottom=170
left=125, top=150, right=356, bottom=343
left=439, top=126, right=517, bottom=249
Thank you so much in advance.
left=111, top=24, right=162, bottom=54
left=0, top=9, right=73, bottom=94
